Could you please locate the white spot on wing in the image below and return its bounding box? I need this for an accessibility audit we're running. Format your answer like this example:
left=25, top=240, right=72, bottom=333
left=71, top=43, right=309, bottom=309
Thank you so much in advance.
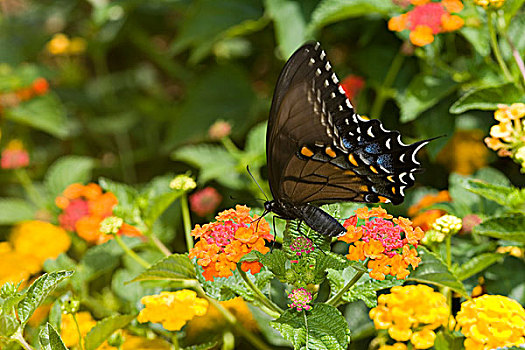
left=399, top=186, right=406, bottom=196
left=338, top=86, right=346, bottom=95
left=316, top=68, right=322, bottom=76
left=385, top=138, right=391, bottom=149
left=397, top=134, right=408, bottom=146
left=320, top=50, right=326, bottom=59
left=400, top=153, right=405, bottom=163
left=325, top=62, right=331, bottom=71
left=331, top=92, right=336, bottom=98
left=346, top=99, right=353, bottom=108
left=345, top=118, right=350, bottom=125
left=367, top=126, right=374, bottom=138
left=324, top=80, right=329, bottom=87
left=331, top=74, right=339, bottom=84
left=314, top=42, right=320, bottom=50
left=356, top=114, right=367, bottom=122
left=408, top=172, right=415, bottom=181
left=411, top=141, right=429, bottom=165
left=399, top=172, right=407, bottom=184
left=309, top=58, right=315, bottom=65
left=338, top=105, right=343, bottom=111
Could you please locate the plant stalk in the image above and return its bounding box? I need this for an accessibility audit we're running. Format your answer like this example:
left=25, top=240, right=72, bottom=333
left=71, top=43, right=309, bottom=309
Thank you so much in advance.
left=14, top=169, right=46, bottom=209
left=488, top=11, right=514, bottom=82
left=72, top=313, right=85, bottom=350
left=150, top=234, right=172, bottom=256
left=13, top=330, right=35, bottom=350
left=113, top=234, right=150, bottom=268
left=370, top=49, right=405, bottom=118
left=238, top=267, right=283, bottom=316
left=181, top=194, right=194, bottom=250
left=326, top=266, right=366, bottom=307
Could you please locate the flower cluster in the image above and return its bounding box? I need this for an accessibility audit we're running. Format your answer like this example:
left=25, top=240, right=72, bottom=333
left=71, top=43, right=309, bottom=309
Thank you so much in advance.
left=408, top=190, right=451, bottom=231
left=1, top=140, right=30, bottom=169
left=189, top=205, right=273, bottom=281
left=0, top=77, right=49, bottom=111
left=290, top=236, right=314, bottom=257
left=137, top=290, right=209, bottom=331
left=370, top=285, right=451, bottom=349
left=0, top=221, right=70, bottom=286
left=208, top=120, right=232, bottom=140
left=389, top=0, right=464, bottom=47
left=169, top=174, right=197, bottom=191
left=484, top=103, right=525, bottom=171
left=456, top=294, right=525, bottom=350
left=338, top=207, right=424, bottom=280
left=288, top=288, right=313, bottom=311
left=340, top=75, right=365, bottom=105
left=436, top=130, right=489, bottom=175
left=60, top=312, right=96, bottom=348
left=473, top=0, right=505, bottom=8
left=56, top=183, right=141, bottom=244
left=432, top=214, right=462, bottom=235
left=189, top=187, right=222, bottom=217
left=46, top=33, right=87, bottom=56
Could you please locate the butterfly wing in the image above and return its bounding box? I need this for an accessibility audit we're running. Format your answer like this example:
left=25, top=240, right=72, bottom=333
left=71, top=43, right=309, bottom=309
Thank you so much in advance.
left=267, top=42, right=429, bottom=206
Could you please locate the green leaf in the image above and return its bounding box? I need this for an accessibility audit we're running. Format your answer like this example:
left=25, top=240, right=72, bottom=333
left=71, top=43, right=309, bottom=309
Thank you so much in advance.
left=308, top=0, right=395, bottom=32
left=264, top=0, right=306, bottom=58
left=130, top=254, right=196, bottom=283
left=165, top=65, right=256, bottom=148
left=45, top=156, right=95, bottom=199
left=0, top=314, right=19, bottom=338
left=257, top=250, right=287, bottom=281
left=397, top=74, right=456, bottom=123
left=144, top=190, right=183, bottom=227
left=39, top=323, right=68, bottom=350
left=17, top=271, right=74, bottom=325
left=460, top=26, right=490, bottom=57
left=455, top=253, right=504, bottom=281
left=84, top=315, right=135, bottom=350
left=0, top=198, right=35, bottom=225
left=271, top=304, right=351, bottom=350
left=474, top=214, right=525, bottom=243
left=449, top=83, right=525, bottom=114
left=182, top=342, right=220, bottom=350
left=465, top=180, right=525, bottom=210
left=407, top=247, right=467, bottom=296
left=173, top=144, right=244, bottom=189
left=434, top=331, right=464, bottom=350
left=503, top=0, right=525, bottom=24
left=98, top=177, right=139, bottom=220
left=3, top=94, right=69, bottom=138
left=315, top=253, right=362, bottom=284
left=244, top=122, right=267, bottom=167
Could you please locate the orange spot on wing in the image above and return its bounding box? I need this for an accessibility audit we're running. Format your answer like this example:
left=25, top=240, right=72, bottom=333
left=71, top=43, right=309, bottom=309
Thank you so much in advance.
left=300, top=146, right=314, bottom=157
left=325, top=147, right=337, bottom=158
left=370, top=165, right=379, bottom=174
left=392, top=187, right=396, bottom=194
left=348, top=154, right=359, bottom=167
left=344, top=170, right=356, bottom=176
left=360, top=185, right=369, bottom=192
left=387, top=175, right=395, bottom=183
left=378, top=196, right=389, bottom=203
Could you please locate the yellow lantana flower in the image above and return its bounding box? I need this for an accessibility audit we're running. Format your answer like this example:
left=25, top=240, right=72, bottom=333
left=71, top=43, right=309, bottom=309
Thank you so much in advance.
left=10, top=221, right=71, bottom=266
left=137, top=290, right=209, bottom=331
left=370, top=285, right=450, bottom=349
left=0, top=242, right=40, bottom=287
left=456, top=295, right=525, bottom=350
left=60, top=312, right=97, bottom=348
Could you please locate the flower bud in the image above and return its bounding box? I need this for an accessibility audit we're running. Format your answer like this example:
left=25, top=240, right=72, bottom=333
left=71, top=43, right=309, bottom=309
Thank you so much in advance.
left=169, top=174, right=196, bottom=191
left=432, top=215, right=462, bottom=235
left=99, top=216, right=123, bottom=235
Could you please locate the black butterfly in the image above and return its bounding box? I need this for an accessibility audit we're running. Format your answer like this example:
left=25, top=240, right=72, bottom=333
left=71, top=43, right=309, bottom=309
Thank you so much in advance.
left=263, top=42, right=430, bottom=237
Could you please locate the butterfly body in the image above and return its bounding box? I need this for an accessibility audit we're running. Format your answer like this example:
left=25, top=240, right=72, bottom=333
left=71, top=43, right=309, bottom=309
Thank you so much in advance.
left=265, top=42, right=430, bottom=237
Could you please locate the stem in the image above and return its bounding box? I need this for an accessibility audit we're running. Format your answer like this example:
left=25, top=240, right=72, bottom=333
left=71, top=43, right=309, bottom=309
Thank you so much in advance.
left=150, top=234, right=172, bottom=256
left=221, top=137, right=242, bottom=158
left=503, top=33, right=525, bottom=87
left=326, top=265, right=366, bottom=307
left=181, top=194, right=194, bottom=250
left=222, top=331, right=235, bottom=350
left=488, top=11, right=513, bottom=82
left=303, top=310, right=309, bottom=350
left=444, top=235, right=452, bottom=315
left=113, top=234, right=150, bottom=268
left=370, top=49, right=405, bottom=118
left=14, top=169, right=46, bottom=208
left=13, top=330, right=34, bottom=350
left=172, top=333, right=180, bottom=350
left=446, top=235, right=451, bottom=268
left=238, top=267, right=283, bottom=316
left=72, top=313, right=85, bottom=350
left=192, top=282, right=272, bottom=350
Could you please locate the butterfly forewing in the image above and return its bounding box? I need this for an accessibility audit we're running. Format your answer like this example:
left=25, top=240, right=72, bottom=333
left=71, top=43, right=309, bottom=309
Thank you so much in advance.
left=267, top=42, right=429, bottom=207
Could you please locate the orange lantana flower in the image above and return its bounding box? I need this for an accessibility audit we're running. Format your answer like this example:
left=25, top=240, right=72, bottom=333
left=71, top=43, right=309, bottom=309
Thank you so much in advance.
left=339, top=207, right=424, bottom=281
left=189, top=205, right=273, bottom=281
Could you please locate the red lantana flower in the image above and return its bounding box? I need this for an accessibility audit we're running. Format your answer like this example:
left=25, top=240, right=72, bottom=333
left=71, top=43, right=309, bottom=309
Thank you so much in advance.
left=189, top=187, right=222, bottom=217
left=1, top=140, right=29, bottom=169
left=189, top=205, right=274, bottom=281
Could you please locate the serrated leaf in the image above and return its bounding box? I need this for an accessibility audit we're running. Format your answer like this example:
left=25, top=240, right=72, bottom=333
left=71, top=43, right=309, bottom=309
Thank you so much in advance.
left=450, top=83, right=525, bottom=114
left=98, top=177, right=138, bottom=220
left=144, top=190, right=183, bottom=227
left=39, top=323, right=68, bottom=350
left=308, top=0, right=395, bottom=32
left=465, top=180, right=523, bottom=209
left=474, top=214, right=525, bottom=243
left=173, top=144, right=243, bottom=189
left=17, top=271, right=74, bottom=325
left=271, top=304, right=351, bottom=350
left=407, top=247, right=467, bottom=296
left=0, top=314, right=19, bottom=338
left=315, top=253, right=360, bottom=284
left=397, top=74, right=456, bottom=122
left=434, top=330, right=464, bottom=350
left=265, top=0, right=306, bottom=58
left=130, top=254, right=196, bottom=282
left=455, top=253, right=504, bottom=281
left=0, top=198, right=35, bottom=224
left=45, top=156, right=95, bottom=199
left=257, top=250, right=287, bottom=281
left=84, top=314, right=135, bottom=350
left=460, top=26, right=490, bottom=56
left=3, top=94, right=69, bottom=138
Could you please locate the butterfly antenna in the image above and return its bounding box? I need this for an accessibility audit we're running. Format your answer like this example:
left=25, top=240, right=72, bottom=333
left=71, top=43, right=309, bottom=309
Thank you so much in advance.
left=246, top=166, right=269, bottom=201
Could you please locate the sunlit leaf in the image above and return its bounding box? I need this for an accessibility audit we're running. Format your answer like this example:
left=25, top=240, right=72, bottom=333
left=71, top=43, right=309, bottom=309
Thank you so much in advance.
left=0, top=198, right=35, bottom=225
left=39, top=323, right=68, bottom=350
left=450, top=83, right=525, bottom=114
left=474, top=214, right=525, bottom=243
left=85, top=315, right=135, bottom=350
left=130, top=254, right=196, bottom=282
left=45, top=156, right=95, bottom=200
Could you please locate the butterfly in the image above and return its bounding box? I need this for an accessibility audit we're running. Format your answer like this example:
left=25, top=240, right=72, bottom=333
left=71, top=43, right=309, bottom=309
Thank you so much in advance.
left=263, top=42, right=430, bottom=237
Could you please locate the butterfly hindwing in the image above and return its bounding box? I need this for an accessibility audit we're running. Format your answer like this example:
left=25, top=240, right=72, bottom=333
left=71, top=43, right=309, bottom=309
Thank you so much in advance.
left=267, top=42, right=429, bottom=207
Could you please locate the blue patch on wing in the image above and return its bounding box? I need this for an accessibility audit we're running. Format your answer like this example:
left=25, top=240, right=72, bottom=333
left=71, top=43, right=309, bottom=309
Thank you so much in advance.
left=365, top=143, right=381, bottom=154
left=377, top=154, right=393, bottom=171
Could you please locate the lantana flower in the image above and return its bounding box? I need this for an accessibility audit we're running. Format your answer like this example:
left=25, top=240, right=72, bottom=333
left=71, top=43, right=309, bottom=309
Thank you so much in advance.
left=288, top=288, right=313, bottom=311
left=189, top=187, right=222, bottom=217
left=60, top=312, right=97, bottom=348
left=188, top=205, right=273, bottom=281
left=388, top=0, right=464, bottom=47
left=208, top=120, right=232, bottom=140
left=370, top=285, right=451, bottom=349
left=46, top=33, right=87, bottom=56
left=340, top=75, right=365, bottom=105
left=473, top=0, right=505, bottom=8
left=484, top=103, right=525, bottom=171
left=56, top=183, right=141, bottom=244
left=0, top=140, right=29, bottom=169
left=137, top=290, right=209, bottom=331
left=338, top=206, right=424, bottom=280
left=408, top=190, right=451, bottom=231
left=456, top=294, right=525, bottom=350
